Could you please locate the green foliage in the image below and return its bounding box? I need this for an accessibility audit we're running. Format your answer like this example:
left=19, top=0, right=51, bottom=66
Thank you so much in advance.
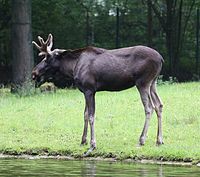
left=0, top=82, right=200, bottom=162
left=32, top=0, right=86, bottom=49
left=157, top=75, right=178, bottom=85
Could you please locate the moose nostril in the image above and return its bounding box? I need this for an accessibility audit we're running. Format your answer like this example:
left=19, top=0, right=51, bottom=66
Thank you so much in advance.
left=32, top=74, right=36, bottom=80
left=32, top=71, right=38, bottom=80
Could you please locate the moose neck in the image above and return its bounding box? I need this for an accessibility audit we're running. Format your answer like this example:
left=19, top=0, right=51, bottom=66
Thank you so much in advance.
left=59, top=50, right=83, bottom=79
left=59, top=47, right=106, bottom=80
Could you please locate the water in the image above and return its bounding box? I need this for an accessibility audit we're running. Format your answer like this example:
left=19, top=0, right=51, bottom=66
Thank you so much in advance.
left=0, top=159, right=199, bottom=177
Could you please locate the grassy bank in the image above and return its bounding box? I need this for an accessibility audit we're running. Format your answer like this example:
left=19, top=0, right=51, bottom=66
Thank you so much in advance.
left=0, top=82, right=200, bottom=163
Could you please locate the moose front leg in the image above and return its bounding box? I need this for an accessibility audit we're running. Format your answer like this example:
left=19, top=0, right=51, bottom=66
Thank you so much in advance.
left=81, top=104, right=88, bottom=145
left=83, top=90, right=96, bottom=156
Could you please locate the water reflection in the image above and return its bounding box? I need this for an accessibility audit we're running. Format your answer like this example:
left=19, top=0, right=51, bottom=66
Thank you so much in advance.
left=81, top=161, right=96, bottom=177
left=0, top=159, right=199, bottom=176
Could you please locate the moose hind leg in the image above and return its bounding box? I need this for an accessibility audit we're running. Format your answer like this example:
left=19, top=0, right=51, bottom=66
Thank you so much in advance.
left=151, top=81, right=164, bottom=145
left=137, top=84, right=154, bottom=146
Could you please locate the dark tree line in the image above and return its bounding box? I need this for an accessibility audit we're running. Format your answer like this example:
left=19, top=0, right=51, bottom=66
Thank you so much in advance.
left=0, top=0, right=200, bottom=91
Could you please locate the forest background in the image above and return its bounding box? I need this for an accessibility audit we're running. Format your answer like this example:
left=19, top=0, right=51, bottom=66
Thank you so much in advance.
left=0, top=0, right=200, bottom=87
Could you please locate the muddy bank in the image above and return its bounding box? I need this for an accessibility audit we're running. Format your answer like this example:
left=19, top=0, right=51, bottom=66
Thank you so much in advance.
left=0, top=154, right=199, bottom=167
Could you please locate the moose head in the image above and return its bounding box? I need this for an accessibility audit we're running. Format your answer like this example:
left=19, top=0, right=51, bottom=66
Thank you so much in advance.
left=32, top=34, right=67, bottom=87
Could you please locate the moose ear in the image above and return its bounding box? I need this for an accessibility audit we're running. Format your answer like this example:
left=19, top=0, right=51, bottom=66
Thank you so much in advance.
left=53, top=49, right=75, bottom=59
left=52, top=49, right=67, bottom=59
left=59, top=50, right=68, bottom=57
left=61, top=50, right=77, bottom=58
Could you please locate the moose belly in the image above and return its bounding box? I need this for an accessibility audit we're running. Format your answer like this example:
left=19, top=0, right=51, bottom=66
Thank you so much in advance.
left=96, top=74, right=136, bottom=91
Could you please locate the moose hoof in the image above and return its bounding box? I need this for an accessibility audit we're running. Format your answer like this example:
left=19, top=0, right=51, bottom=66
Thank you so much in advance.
left=80, top=140, right=88, bottom=146
left=83, top=146, right=96, bottom=157
left=156, top=141, right=164, bottom=146
left=139, top=137, right=145, bottom=146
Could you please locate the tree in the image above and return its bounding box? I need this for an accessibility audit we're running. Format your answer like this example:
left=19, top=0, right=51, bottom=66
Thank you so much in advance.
left=76, top=0, right=95, bottom=46
left=0, top=0, right=11, bottom=67
left=11, top=0, right=33, bottom=94
left=148, top=0, right=195, bottom=78
left=196, top=8, right=199, bottom=75
left=147, top=0, right=153, bottom=47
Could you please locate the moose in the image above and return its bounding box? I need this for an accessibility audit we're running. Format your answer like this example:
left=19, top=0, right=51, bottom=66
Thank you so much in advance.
left=32, top=34, right=164, bottom=155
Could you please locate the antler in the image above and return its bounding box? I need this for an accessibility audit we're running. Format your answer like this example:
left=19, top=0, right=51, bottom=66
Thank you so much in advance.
left=32, top=34, right=53, bottom=56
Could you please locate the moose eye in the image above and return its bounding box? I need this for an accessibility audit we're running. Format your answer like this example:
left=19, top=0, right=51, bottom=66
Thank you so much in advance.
left=45, top=58, right=51, bottom=64
left=55, top=54, right=60, bottom=60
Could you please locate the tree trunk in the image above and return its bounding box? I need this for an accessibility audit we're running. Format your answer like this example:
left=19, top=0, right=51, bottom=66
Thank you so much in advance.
left=174, top=0, right=183, bottom=78
left=166, top=0, right=175, bottom=77
left=196, top=8, right=200, bottom=75
left=86, top=10, right=90, bottom=46
left=11, top=0, right=33, bottom=94
left=116, top=6, right=120, bottom=48
left=147, top=0, right=153, bottom=47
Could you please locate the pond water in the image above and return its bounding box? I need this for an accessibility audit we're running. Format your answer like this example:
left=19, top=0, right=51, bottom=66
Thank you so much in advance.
left=0, top=159, right=199, bottom=177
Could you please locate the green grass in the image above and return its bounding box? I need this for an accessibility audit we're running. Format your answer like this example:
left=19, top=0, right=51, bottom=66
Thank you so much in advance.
left=0, top=82, right=200, bottom=163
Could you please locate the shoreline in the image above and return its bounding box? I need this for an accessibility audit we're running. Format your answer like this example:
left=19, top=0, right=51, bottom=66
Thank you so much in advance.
left=1, top=154, right=199, bottom=167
